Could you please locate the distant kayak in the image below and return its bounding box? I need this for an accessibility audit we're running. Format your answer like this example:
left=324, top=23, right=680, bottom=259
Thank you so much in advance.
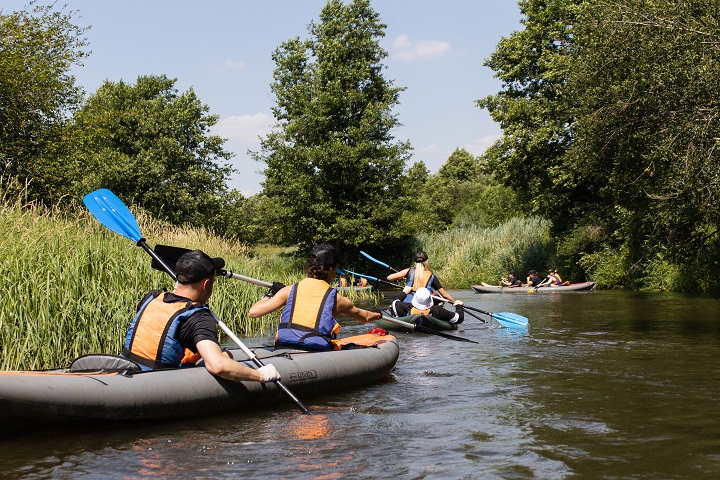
left=376, top=313, right=457, bottom=332
left=472, top=282, right=597, bottom=294
left=0, top=333, right=398, bottom=435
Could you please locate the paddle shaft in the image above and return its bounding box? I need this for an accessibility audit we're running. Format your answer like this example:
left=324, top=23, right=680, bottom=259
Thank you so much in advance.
left=360, top=251, right=399, bottom=272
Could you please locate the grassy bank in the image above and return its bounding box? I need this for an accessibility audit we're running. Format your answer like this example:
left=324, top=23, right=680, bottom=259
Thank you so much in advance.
left=411, top=216, right=556, bottom=288
left=0, top=194, right=307, bottom=370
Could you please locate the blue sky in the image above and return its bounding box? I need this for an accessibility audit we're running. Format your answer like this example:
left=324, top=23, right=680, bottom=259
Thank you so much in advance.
left=5, top=1, right=523, bottom=195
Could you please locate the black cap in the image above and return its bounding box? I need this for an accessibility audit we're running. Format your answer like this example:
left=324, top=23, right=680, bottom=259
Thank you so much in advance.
left=414, top=250, right=428, bottom=263
left=308, top=244, right=339, bottom=266
left=175, top=250, right=225, bottom=284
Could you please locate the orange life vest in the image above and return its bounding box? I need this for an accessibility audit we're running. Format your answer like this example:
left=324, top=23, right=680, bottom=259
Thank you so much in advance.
left=123, top=291, right=204, bottom=370
left=277, top=278, right=341, bottom=351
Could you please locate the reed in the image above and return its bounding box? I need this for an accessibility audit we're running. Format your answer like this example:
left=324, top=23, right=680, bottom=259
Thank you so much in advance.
left=414, top=216, right=554, bottom=288
left=0, top=189, right=304, bottom=370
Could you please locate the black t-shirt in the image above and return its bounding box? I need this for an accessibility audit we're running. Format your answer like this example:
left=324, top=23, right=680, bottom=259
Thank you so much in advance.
left=136, top=290, right=219, bottom=354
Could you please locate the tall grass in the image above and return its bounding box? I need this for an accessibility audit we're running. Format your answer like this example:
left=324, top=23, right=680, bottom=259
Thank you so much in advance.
left=414, top=216, right=554, bottom=288
left=0, top=191, right=305, bottom=370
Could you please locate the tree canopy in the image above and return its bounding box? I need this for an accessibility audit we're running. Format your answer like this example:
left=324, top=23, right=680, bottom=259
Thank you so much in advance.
left=480, top=0, right=720, bottom=292
left=72, top=75, right=235, bottom=228
left=0, top=3, right=88, bottom=199
left=254, top=0, right=411, bottom=250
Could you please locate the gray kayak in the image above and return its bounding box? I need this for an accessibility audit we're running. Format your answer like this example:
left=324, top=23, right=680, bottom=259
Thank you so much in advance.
left=471, top=281, right=597, bottom=294
left=0, top=333, right=398, bottom=434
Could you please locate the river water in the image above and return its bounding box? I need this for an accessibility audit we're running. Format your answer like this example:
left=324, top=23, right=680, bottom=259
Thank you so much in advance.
left=1, top=290, right=719, bottom=479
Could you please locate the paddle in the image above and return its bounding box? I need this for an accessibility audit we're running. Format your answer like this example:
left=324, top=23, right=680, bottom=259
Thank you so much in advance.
left=379, top=314, right=479, bottom=344
left=338, top=269, right=404, bottom=289
left=151, top=244, right=273, bottom=287
left=359, top=250, right=399, bottom=272
left=83, top=189, right=310, bottom=414
left=454, top=303, right=529, bottom=329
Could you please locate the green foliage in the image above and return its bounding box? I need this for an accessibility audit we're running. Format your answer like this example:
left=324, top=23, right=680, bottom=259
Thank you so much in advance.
left=397, top=149, right=522, bottom=233
left=0, top=2, right=89, bottom=201
left=566, top=0, right=720, bottom=277
left=70, top=75, right=235, bottom=230
left=255, top=0, right=411, bottom=250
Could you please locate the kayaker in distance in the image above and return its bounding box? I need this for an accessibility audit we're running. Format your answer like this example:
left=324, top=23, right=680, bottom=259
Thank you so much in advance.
left=386, top=250, right=457, bottom=304
left=248, top=244, right=382, bottom=351
left=500, top=271, right=523, bottom=287
left=538, top=268, right=562, bottom=287
left=122, top=249, right=280, bottom=383
left=390, top=287, right=465, bottom=324
left=524, top=270, right=543, bottom=287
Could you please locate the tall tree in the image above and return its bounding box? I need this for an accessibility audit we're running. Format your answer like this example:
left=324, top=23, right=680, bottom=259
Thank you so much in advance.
left=0, top=3, right=88, bottom=200
left=254, top=0, right=411, bottom=250
left=72, top=75, right=234, bottom=229
left=478, top=0, right=582, bottom=229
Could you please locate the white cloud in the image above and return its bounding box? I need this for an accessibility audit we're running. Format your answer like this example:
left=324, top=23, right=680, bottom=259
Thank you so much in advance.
left=215, top=59, right=246, bottom=72
left=211, top=113, right=274, bottom=144
left=391, top=34, right=451, bottom=61
left=465, top=135, right=501, bottom=156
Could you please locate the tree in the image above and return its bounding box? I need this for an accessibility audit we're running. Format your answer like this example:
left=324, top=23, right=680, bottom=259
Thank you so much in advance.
left=478, top=0, right=582, bottom=229
left=254, top=0, right=411, bottom=250
left=71, top=75, right=235, bottom=229
left=564, top=0, right=720, bottom=289
left=0, top=3, right=88, bottom=201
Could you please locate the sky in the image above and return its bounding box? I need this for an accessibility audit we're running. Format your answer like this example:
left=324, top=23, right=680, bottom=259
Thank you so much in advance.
left=4, top=1, right=523, bottom=195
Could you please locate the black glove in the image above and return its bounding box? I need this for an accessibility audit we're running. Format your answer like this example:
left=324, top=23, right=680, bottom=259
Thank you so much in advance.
left=264, top=281, right=286, bottom=298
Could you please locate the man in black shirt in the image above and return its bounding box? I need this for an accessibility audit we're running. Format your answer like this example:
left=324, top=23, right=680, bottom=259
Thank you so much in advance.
left=123, top=249, right=279, bottom=383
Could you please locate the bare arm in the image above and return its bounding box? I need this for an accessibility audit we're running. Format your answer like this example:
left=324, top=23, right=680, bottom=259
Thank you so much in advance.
left=387, top=267, right=410, bottom=282
left=335, top=295, right=381, bottom=323
left=196, top=339, right=262, bottom=382
left=436, top=287, right=455, bottom=303
left=248, top=286, right=291, bottom=318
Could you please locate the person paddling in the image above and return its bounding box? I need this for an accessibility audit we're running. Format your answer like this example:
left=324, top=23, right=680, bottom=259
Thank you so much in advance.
left=386, top=250, right=456, bottom=304
left=390, top=287, right=464, bottom=324
left=123, top=249, right=280, bottom=383
left=248, top=244, right=382, bottom=351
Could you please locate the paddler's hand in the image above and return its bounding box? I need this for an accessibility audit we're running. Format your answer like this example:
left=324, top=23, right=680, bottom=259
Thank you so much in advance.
left=263, top=282, right=286, bottom=299
left=257, top=364, right=281, bottom=383
left=453, top=300, right=464, bottom=307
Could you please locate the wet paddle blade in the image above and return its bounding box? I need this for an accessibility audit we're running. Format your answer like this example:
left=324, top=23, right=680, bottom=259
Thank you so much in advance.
left=492, top=312, right=529, bottom=329
left=83, top=189, right=143, bottom=243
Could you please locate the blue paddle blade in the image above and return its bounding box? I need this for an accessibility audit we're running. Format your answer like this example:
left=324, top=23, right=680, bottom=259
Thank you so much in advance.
left=492, top=312, right=529, bottom=329
left=83, top=189, right=143, bottom=242
left=360, top=250, right=391, bottom=269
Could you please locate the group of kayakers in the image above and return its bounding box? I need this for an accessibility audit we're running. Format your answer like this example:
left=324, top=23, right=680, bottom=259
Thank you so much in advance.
left=121, top=244, right=465, bottom=389
left=500, top=269, right=568, bottom=288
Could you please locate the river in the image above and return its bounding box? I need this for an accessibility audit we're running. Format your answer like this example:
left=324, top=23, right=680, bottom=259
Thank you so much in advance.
left=1, top=290, right=719, bottom=479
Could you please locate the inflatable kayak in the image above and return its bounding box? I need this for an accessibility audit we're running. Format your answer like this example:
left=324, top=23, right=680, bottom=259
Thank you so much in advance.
left=376, top=314, right=457, bottom=333
left=0, top=333, right=398, bottom=434
left=471, top=281, right=597, bottom=293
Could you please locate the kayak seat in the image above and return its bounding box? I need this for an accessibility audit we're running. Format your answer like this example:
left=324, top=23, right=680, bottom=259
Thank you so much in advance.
left=69, top=354, right=142, bottom=373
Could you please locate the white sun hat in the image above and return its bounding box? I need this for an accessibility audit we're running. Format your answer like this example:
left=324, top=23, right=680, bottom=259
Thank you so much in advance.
left=411, top=287, right=433, bottom=311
